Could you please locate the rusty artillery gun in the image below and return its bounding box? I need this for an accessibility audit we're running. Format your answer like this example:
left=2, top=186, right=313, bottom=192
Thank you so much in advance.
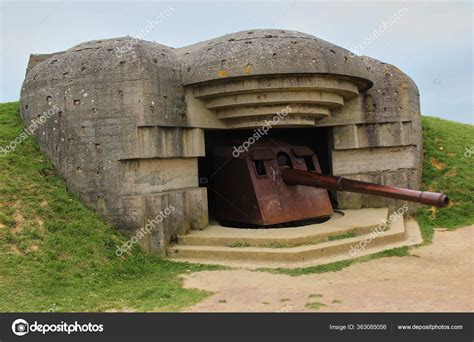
left=211, top=140, right=448, bottom=227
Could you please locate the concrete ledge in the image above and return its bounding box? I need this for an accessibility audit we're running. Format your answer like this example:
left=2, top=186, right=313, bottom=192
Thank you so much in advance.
left=178, top=208, right=387, bottom=247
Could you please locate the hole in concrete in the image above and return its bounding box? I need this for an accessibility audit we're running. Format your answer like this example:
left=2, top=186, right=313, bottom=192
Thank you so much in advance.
left=199, top=127, right=336, bottom=229
left=92, top=108, right=98, bottom=115
left=25, top=104, right=28, bottom=110
left=81, top=66, right=86, bottom=72
left=46, top=96, right=52, bottom=103
left=187, top=67, right=191, bottom=72
left=153, top=58, right=158, bottom=63
left=119, top=60, right=126, bottom=65
left=245, top=41, right=252, bottom=44
left=330, top=49, right=336, bottom=54
left=74, top=100, right=81, bottom=105
left=58, top=111, right=63, bottom=117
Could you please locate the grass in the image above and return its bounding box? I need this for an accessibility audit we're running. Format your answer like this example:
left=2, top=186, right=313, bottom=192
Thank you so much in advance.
left=327, top=230, right=357, bottom=241
left=0, top=102, right=221, bottom=312
left=226, top=231, right=358, bottom=249
left=416, top=116, right=474, bottom=242
left=305, top=302, right=326, bottom=310
left=226, top=241, right=251, bottom=248
left=308, top=293, right=323, bottom=298
left=259, top=247, right=410, bottom=276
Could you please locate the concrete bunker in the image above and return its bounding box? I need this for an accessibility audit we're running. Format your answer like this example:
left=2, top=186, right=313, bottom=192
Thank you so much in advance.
left=20, top=29, right=427, bottom=256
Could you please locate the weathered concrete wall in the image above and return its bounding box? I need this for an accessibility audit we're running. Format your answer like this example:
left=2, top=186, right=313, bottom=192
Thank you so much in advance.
left=330, top=57, right=422, bottom=212
left=20, top=29, right=422, bottom=254
left=20, top=38, right=208, bottom=255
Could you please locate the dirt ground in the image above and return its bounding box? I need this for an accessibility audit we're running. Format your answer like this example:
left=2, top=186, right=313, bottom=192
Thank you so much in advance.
left=182, top=226, right=474, bottom=312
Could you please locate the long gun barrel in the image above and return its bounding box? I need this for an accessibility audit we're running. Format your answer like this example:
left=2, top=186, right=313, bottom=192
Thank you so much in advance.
left=282, top=168, right=449, bottom=208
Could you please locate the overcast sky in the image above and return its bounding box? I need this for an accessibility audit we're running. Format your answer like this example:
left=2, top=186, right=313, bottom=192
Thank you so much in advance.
left=1, top=1, right=472, bottom=123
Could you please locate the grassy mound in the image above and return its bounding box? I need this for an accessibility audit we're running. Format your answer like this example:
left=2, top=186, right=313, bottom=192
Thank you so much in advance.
left=0, top=102, right=219, bottom=312
left=416, top=116, right=474, bottom=242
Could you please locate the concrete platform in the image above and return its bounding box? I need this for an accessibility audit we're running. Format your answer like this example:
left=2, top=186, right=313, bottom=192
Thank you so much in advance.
left=167, top=208, right=423, bottom=269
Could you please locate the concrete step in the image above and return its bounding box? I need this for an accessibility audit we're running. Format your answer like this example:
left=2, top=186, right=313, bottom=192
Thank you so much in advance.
left=168, top=213, right=407, bottom=264
left=177, top=208, right=388, bottom=247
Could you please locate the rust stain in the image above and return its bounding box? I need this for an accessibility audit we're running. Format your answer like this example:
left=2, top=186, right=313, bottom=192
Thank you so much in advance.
left=217, top=70, right=229, bottom=77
